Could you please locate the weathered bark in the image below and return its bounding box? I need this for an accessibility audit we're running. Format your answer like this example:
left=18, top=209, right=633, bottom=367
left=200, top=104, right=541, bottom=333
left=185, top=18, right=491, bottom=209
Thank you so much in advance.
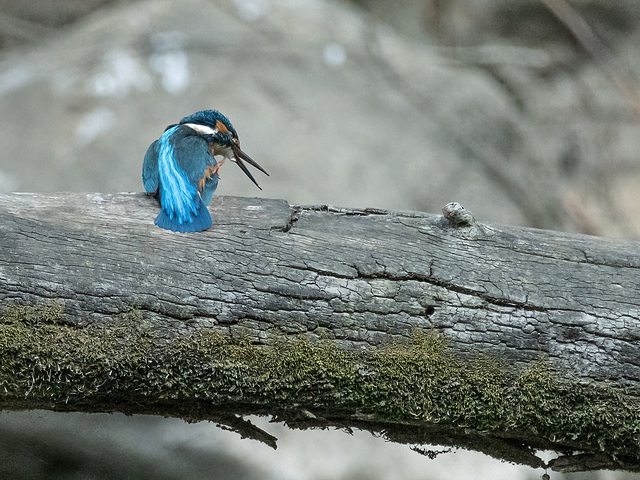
left=1, top=192, right=640, bottom=473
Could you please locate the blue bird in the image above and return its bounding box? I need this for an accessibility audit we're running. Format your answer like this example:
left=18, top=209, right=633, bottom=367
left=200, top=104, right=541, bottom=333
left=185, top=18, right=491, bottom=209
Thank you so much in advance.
left=142, top=110, right=268, bottom=232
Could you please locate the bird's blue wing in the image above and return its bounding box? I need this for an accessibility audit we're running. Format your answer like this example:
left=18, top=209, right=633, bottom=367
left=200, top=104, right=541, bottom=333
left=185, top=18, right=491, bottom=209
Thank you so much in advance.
left=172, top=132, right=215, bottom=187
left=142, top=140, right=160, bottom=193
left=200, top=174, right=219, bottom=206
left=153, top=126, right=217, bottom=232
left=172, top=130, right=219, bottom=205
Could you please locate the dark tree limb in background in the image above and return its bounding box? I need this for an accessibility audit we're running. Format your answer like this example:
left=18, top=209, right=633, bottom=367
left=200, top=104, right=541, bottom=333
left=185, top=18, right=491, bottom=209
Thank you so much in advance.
left=1, top=193, right=640, bottom=473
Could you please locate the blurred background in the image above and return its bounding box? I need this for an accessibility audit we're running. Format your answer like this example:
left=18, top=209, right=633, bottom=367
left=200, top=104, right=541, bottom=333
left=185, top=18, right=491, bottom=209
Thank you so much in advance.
left=1, top=0, right=640, bottom=478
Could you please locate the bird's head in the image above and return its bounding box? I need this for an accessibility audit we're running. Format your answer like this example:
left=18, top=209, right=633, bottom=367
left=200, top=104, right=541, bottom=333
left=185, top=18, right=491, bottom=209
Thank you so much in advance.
left=179, top=110, right=268, bottom=189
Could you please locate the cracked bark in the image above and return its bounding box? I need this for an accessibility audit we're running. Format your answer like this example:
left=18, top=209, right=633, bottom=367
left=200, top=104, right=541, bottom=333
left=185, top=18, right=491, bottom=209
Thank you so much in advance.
left=1, top=192, right=640, bottom=473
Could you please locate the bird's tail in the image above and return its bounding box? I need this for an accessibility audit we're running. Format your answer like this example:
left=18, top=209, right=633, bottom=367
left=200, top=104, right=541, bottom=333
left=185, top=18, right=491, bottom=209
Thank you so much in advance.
left=154, top=196, right=212, bottom=233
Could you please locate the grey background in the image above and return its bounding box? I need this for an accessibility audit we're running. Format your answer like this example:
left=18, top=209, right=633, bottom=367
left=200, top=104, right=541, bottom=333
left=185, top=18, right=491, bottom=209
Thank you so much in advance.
left=1, top=0, right=640, bottom=478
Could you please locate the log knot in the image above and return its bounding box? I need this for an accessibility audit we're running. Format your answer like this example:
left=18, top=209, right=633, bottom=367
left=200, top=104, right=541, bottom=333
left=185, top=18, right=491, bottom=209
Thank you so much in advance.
left=442, top=202, right=476, bottom=227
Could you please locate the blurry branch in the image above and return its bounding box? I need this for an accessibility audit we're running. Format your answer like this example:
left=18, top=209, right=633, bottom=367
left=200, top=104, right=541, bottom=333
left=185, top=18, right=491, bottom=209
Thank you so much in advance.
left=541, top=0, right=640, bottom=118
left=363, top=23, right=565, bottom=231
left=0, top=13, right=54, bottom=44
left=2, top=193, right=640, bottom=473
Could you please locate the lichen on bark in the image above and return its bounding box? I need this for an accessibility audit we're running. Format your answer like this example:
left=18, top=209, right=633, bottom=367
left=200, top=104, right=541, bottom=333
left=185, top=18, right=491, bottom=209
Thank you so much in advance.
left=1, top=301, right=640, bottom=472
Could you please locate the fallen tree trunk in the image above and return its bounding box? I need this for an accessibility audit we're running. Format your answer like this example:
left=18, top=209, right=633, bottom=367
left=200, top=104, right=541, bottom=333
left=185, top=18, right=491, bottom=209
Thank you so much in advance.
left=1, top=192, right=640, bottom=473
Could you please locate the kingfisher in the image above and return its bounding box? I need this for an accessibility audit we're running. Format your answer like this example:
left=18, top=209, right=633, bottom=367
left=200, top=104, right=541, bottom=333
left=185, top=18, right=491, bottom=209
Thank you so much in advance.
left=142, top=110, right=268, bottom=232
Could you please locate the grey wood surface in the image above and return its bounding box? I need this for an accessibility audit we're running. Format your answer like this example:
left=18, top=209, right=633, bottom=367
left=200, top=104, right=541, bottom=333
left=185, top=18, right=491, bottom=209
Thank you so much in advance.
left=2, top=192, right=640, bottom=472
left=2, top=192, right=639, bottom=383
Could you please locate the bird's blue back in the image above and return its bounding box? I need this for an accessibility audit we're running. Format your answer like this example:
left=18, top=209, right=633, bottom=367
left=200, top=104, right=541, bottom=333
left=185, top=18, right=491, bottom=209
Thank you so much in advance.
left=142, top=125, right=219, bottom=232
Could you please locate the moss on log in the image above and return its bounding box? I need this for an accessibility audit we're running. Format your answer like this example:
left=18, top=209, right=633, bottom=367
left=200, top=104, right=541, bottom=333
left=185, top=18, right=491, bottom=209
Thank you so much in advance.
left=2, top=302, right=640, bottom=472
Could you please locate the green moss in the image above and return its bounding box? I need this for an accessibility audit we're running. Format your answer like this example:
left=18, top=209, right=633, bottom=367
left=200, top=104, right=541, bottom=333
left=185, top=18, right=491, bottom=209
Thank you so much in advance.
left=363, top=331, right=504, bottom=424
left=1, top=302, right=64, bottom=325
left=510, top=358, right=640, bottom=455
left=0, top=303, right=155, bottom=401
left=1, top=302, right=640, bottom=465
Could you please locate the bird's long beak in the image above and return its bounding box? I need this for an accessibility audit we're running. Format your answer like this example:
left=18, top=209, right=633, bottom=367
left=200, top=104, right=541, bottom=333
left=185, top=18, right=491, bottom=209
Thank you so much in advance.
left=231, top=143, right=269, bottom=190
